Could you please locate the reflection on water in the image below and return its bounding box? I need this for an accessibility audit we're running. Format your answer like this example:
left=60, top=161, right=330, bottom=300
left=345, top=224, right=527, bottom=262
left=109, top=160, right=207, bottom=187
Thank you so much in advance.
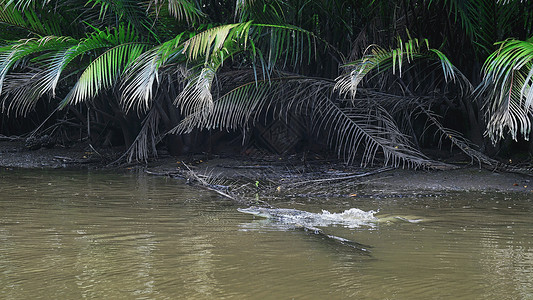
left=0, top=168, right=532, bottom=299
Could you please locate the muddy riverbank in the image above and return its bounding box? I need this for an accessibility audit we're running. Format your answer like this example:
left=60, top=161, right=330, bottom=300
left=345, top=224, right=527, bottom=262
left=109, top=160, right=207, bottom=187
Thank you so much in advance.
left=1, top=140, right=532, bottom=195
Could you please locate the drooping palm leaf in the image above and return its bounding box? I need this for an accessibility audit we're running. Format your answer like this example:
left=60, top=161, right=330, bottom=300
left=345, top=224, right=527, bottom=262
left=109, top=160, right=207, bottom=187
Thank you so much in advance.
left=0, top=27, right=141, bottom=113
left=120, top=32, right=188, bottom=111
left=0, top=36, right=77, bottom=97
left=173, top=22, right=318, bottom=118
left=121, top=22, right=253, bottom=113
left=414, top=99, right=501, bottom=167
left=61, top=42, right=147, bottom=106
left=182, top=22, right=252, bottom=62
left=0, top=0, right=50, bottom=10
left=335, top=37, right=459, bottom=98
left=1, top=69, right=49, bottom=115
left=177, top=64, right=216, bottom=119
left=172, top=75, right=438, bottom=168
left=478, top=37, right=533, bottom=142
left=122, top=21, right=316, bottom=113
left=124, top=104, right=160, bottom=162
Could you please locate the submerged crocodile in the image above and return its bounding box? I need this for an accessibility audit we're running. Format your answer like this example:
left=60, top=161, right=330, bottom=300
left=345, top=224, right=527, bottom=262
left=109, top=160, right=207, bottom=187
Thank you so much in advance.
left=238, top=207, right=322, bottom=226
left=238, top=206, right=378, bottom=227
left=238, top=206, right=375, bottom=253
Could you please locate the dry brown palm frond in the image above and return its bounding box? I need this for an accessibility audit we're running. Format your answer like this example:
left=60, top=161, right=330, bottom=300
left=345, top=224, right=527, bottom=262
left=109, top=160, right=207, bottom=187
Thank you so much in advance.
left=414, top=100, right=501, bottom=168
left=170, top=74, right=441, bottom=169
left=115, top=104, right=161, bottom=163
left=340, top=89, right=497, bottom=168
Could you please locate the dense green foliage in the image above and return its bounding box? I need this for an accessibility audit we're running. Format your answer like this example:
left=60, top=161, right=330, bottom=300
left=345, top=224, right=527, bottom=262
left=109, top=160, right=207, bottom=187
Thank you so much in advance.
left=0, top=0, right=532, bottom=166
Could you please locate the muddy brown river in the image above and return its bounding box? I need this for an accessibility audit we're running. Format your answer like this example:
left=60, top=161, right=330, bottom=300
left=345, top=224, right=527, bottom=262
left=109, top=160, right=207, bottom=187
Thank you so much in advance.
left=1, top=168, right=532, bottom=299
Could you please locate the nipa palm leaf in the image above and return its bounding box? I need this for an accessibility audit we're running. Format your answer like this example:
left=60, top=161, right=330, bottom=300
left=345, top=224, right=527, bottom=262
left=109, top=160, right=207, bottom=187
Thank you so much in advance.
left=478, top=37, right=533, bottom=142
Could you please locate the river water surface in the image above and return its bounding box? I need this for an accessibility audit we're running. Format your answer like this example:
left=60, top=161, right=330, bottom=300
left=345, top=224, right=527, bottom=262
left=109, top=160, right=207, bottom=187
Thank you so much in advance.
left=1, top=168, right=532, bottom=299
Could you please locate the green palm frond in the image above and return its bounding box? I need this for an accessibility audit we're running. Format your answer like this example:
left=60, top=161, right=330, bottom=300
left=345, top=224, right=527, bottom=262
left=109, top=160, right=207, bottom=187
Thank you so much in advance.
left=121, top=21, right=317, bottom=114
left=0, top=36, right=77, bottom=96
left=39, top=25, right=138, bottom=94
left=335, top=38, right=459, bottom=98
left=85, top=0, right=156, bottom=38
left=146, top=0, right=204, bottom=24
left=0, top=0, right=51, bottom=10
left=62, top=42, right=147, bottom=106
left=182, top=22, right=252, bottom=62
left=121, top=22, right=252, bottom=112
left=173, top=22, right=317, bottom=118
left=0, top=3, right=65, bottom=36
left=0, top=25, right=139, bottom=115
left=120, top=32, right=188, bottom=111
left=478, top=37, right=533, bottom=142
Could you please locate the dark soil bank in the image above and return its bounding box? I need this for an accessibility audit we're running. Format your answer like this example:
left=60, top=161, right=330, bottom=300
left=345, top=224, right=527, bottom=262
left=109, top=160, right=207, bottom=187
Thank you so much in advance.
left=1, top=140, right=532, bottom=194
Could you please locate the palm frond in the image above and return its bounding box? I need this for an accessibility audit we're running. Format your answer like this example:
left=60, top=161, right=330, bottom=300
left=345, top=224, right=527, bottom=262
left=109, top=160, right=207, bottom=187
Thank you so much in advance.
left=0, top=2, right=64, bottom=36
left=0, top=36, right=77, bottom=96
left=124, top=105, right=160, bottom=162
left=478, top=37, right=533, bottom=142
left=121, top=21, right=317, bottom=114
left=0, top=25, right=139, bottom=115
left=61, top=42, right=147, bottom=106
left=182, top=22, right=252, bottom=62
left=146, top=0, right=204, bottom=24
left=415, top=99, right=501, bottom=167
left=251, top=24, right=318, bottom=73
left=121, top=22, right=253, bottom=112
left=0, top=69, right=48, bottom=115
left=0, top=0, right=51, bottom=11
left=85, top=0, right=155, bottom=37
left=120, top=32, right=188, bottom=111
left=173, top=22, right=318, bottom=118
left=176, top=64, right=216, bottom=120
left=335, top=38, right=459, bottom=98
left=43, top=26, right=138, bottom=95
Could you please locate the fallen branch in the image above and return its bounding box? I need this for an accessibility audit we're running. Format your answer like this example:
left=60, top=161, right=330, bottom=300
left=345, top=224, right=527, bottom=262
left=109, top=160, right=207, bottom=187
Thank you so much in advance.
left=0, top=135, right=23, bottom=141
left=286, top=166, right=395, bottom=186
left=145, top=170, right=181, bottom=177
left=181, top=162, right=248, bottom=204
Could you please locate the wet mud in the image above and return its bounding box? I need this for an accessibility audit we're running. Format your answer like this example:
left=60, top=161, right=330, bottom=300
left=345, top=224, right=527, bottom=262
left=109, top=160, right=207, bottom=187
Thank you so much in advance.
left=1, top=140, right=532, bottom=194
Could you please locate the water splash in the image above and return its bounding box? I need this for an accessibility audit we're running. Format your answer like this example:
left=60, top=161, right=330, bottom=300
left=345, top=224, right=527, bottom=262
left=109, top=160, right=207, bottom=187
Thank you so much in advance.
left=238, top=206, right=378, bottom=229
left=318, top=208, right=379, bottom=228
